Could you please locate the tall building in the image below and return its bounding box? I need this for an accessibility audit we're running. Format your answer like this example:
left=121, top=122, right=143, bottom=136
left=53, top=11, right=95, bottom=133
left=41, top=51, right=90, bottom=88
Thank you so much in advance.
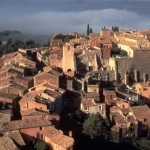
left=62, top=43, right=76, bottom=73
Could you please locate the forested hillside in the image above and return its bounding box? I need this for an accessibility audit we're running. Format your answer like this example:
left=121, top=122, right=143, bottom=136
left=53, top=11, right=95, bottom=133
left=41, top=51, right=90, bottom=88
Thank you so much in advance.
left=0, top=30, right=51, bottom=55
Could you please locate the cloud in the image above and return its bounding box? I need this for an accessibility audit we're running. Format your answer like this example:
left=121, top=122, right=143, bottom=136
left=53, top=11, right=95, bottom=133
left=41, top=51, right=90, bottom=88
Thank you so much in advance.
left=0, top=9, right=150, bottom=34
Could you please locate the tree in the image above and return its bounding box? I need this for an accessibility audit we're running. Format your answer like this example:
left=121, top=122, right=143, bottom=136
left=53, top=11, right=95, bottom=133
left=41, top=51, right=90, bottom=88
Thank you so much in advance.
left=112, top=26, right=119, bottom=32
left=133, top=139, right=150, bottom=150
left=83, top=114, right=107, bottom=139
left=102, top=26, right=106, bottom=30
left=89, top=27, right=93, bottom=33
left=34, top=140, right=50, bottom=150
left=87, top=24, right=90, bottom=35
left=135, top=99, right=146, bottom=106
left=120, top=50, right=128, bottom=57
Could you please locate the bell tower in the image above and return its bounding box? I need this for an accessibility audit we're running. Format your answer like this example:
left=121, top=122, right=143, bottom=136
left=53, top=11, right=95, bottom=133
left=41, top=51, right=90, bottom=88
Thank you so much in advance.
left=62, top=43, right=76, bottom=73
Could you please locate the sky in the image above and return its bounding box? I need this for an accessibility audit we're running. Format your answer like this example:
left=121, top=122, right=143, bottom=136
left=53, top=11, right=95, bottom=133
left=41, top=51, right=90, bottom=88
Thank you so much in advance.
left=0, top=0, right=150, bottom=35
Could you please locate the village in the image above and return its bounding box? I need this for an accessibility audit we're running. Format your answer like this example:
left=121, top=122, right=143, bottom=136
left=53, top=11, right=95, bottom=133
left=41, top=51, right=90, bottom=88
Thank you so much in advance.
left=0, top=27, right=150, bottom=150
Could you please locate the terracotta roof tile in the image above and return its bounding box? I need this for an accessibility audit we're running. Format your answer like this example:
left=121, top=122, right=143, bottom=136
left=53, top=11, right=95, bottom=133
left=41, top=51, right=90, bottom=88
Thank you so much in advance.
left=81, top=98, right=96, bottom=107
left=7, top=130, right=26, bottom=146
left=131, top=105, right=150, bottom=119
left=0, top=118, right=51, bottom=132
left=0, top=134, right=17, bottom=150
left=43, top=126, right=74, bottom=149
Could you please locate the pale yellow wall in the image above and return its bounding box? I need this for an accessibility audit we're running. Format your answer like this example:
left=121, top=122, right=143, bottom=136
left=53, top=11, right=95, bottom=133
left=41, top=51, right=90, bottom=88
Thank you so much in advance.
left=135, top=83, right=150, bottom=98
left=117, top=44, right=134, bottom=57
left=135, top=83, right=142, bottom=95
left=108, top=57, right=116, bottom=71
left=63, top=43, right=75, bottom=72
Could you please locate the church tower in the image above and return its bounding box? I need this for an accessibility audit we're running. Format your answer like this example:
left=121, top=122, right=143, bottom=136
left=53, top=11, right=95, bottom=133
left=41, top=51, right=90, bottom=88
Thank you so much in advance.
left=62, top=43, right=76, bottom=73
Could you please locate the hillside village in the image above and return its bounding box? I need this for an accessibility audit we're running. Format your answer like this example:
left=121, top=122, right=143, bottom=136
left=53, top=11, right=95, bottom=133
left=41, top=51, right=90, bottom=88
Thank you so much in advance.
left=0, top=28, right=150, bottom=149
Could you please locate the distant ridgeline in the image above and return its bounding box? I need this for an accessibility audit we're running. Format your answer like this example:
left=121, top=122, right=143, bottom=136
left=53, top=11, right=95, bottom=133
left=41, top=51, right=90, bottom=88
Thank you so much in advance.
left=0, top=30, right=50, bottom=55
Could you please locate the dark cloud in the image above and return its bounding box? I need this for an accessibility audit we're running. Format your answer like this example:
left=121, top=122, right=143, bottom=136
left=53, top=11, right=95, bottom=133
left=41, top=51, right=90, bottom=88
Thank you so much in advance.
left=0, top=1, right=150, bottom=34
left=0, top=9, right=150, bottom=34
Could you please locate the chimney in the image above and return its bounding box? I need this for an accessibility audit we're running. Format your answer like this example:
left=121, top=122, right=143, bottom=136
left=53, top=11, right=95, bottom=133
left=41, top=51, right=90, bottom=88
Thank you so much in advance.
left=69, top=131, right=73, bottom=137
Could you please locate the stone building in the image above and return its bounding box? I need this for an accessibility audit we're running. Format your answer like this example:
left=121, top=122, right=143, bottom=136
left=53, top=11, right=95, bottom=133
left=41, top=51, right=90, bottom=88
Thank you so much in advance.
left=0, top=69, right=9, bottom=89
left=0, top=109, right=12, bottom=123
left=34, top=69, right=62, bottom=88
left=62, top=43, right=76, bottom=74
left=103, top=90, right=117, bottom=106
left=42, top=126, right=74, bottom=150
left=81, top=98, right=106, bottom=118
left=130, top=105, right=150, bottom=137
left=0, top=118, right=51, bottom=145
left=109, top=55, right=150, bottom=82
left=135, top=81, right=150, bottom=100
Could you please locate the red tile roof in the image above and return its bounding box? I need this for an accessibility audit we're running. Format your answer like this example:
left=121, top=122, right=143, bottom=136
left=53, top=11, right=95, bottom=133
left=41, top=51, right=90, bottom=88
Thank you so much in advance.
left=81, top=98, right=96, bottom=107
left=0, top=118, right=51, bottom=132
left=131, top=105, right=150, bottom=119
left=43, top=126, right=74, bottom=149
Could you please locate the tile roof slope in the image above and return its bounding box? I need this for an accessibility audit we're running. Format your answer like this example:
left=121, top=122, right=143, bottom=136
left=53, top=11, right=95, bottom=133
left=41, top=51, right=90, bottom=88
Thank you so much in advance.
left=78, top=49, right=98, bottom=58
left=113, top=112, right=127, bottom=125
left=43, top=83, right=66, bottom=93
left=118, top=40, right=137, bottom=47
left=0, top=68, right=7, bottom=74
left=139, top=81, right=150, bottom=87
left=0, top=118, right=51, bottom=132
left=103, top=90, right=116, bottom=95
left=19, top=90, right=44, bottom=104
left=43, top=126, right=74, bottom=149
left=0, top=109, right=12, bottom=115
left=21, top=108, right=48, bottom=116
left=125, top=34, right=143, bottom=40
left=48, top=69, right=62, bottom=77
left=99, top=36, right=112, bottom=44
left=10, top=82, right=28, bottom=91
left=0, top=134, right=17, bottom=150
left=108, top=36, right=118, bottom=44
left=7, top=130, right=26, bottom=146
left=83, top=92, right=100, bottom=102
left=140, top=30, right=150, bottom=35
left=0, top=92, right=17, bottom=100
left=44, top=89, right=62, bottom=98
left=15, top=75, right=33, bottom=81
left=131, top=105, right=150, bottom=119
left=81, top=98, right=96, bottom=107
left=110, top=107, right=127, bottom=125
left=3, top=52, right=18, bottom=59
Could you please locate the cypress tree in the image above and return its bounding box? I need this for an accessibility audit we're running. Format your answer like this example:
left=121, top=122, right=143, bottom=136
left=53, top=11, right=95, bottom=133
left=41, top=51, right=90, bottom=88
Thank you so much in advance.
left=89, top=27, right=93, bottom=33
left=87, top=24, right=90, bottom=35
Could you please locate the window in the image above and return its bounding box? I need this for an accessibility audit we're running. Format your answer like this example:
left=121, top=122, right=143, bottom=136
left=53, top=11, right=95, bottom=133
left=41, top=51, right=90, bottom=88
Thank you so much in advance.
left=143, top=88, right=147, bottom=91
left=40, top=127, right=42, bottom=130
left=144, top=118, right=147, bottom=122
left=93, top=89, right=97, bottom=92
left=85, top=106, right=89, bottom=111
left=99, top=105, right=102, bottom=111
